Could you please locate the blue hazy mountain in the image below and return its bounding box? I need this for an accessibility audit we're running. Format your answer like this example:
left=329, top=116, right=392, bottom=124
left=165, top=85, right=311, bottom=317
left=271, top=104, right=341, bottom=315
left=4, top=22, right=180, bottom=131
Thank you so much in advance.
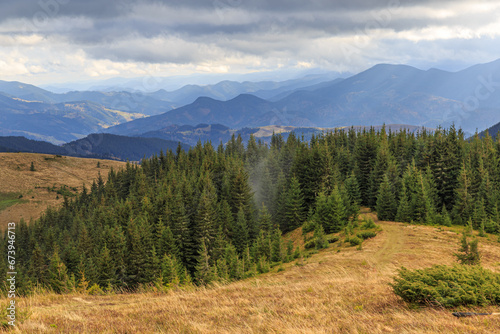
left=106, top=59, right=500, bottom=136
left=0, top=134, right=188, bottom=161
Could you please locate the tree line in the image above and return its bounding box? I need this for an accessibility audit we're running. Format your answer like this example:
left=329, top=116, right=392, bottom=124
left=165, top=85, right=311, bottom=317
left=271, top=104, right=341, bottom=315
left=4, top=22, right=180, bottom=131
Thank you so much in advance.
left=1, top=125, right=500, bottom=295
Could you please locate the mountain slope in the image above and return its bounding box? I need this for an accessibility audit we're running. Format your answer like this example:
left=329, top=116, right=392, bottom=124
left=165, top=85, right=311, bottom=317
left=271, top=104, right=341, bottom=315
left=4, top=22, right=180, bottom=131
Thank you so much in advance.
left=106, top=59, right=500, bottom=136
left=275, top=60, right=500, bottom=132
left=0, top=152, right=126, bottom=229
left=0, top=93, right=147, bottom=144
left=148, top=73, right=340, bottom=105
left=63, top=133, right=189, bottom=161
left=106, top=94, right=276, bottom=136
left=0, top=136, right=67, bottom=155
left=9, top=213, right=500, bottom=333
left=0, top=134, right=190, bottom=161
left=0, top=81, right=175, bottom=116
left=479, top=120, right=500, bottom=139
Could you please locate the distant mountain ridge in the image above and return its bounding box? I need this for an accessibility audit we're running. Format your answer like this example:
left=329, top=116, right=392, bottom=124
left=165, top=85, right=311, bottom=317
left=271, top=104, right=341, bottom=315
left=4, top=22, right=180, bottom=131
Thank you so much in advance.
left=0, top=92, right=148, bottom=144
left=0, top=134, right=189, bottom=161
left=105, top=59, right=500, bottom=137
left=0, top=81, right=175, bottom=116
left=0, top=74, right=341, bottom=143
left=3, top=59, right=500, bottom=143
left=478, top=121, right=500, bottom=139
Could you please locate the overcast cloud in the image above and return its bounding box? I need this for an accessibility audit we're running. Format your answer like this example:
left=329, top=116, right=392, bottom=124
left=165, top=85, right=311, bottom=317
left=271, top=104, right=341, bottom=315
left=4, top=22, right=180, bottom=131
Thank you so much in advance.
left=1, top=0, right=499, bottom=85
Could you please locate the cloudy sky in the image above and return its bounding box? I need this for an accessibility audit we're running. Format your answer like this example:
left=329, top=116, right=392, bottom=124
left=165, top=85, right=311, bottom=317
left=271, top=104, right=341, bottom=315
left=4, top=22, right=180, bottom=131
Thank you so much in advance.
left=1, top=0, right=500, bottom=86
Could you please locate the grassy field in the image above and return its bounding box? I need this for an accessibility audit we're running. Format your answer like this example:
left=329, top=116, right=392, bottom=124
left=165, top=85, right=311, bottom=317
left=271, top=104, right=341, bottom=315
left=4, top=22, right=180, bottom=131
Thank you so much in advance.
left=0, top=153, right=126, bottom=230
left=4, top=209, right=500, bottom=333
left=0, top=193, right=27, bottom=212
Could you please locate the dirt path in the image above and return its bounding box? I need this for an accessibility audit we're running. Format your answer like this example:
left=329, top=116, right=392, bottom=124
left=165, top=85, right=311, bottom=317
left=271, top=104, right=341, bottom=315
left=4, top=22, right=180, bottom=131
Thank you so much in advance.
left=358, top=209, right=408, bottom=271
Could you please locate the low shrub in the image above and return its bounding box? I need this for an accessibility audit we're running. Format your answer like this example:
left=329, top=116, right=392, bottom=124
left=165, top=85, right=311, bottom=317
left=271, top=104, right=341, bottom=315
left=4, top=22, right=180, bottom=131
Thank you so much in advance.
left=361, top=218, right=377, bottom=229
left=349, top=237, right=362, bottom=246
left=391, top=265, right=500, bottom=307
left=357, top=231, right=377, bottom=240
left=327, top=235, right=339, bottom=244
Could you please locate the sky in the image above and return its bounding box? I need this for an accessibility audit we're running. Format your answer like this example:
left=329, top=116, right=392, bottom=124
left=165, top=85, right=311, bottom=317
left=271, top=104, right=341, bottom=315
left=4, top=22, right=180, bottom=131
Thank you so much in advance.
left=1, top=0, right=500, bottom=87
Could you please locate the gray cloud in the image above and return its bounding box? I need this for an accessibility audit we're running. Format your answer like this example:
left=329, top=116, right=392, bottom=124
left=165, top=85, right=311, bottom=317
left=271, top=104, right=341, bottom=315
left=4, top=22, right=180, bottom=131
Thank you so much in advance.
left=0, top=0, right=499, bottom=83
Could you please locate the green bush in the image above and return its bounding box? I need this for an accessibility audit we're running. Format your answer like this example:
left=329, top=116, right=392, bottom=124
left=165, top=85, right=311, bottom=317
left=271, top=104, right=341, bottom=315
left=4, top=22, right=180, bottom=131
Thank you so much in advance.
left=391, top=265, right=500, bottom=307
left=302, top=220, right=317, bottom=234
left=327, top=235, right=339, bottom=244
left=349, top=237, right=362, bottom=246
left=304, top=240, right=315, bottom=249
left=361, top=218, right=377, bottom=229
left=357, top=231, right=377, bottom=240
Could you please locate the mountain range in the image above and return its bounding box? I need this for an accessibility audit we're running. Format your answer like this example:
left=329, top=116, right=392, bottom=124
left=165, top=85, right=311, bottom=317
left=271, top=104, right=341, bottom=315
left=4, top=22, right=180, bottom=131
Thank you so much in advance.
left=105, top=59, right=500, bottom=138
left=2, top=59, right=500, bottom=146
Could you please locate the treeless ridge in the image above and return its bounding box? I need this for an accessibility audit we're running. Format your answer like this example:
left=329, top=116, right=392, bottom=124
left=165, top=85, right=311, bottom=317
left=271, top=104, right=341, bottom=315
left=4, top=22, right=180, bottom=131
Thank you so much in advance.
left=7, top=210, right=500, bottom=333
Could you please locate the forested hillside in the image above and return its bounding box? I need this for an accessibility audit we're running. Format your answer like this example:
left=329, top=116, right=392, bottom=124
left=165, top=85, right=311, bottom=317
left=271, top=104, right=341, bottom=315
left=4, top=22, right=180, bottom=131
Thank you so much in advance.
left=2, top=125, right=499, bottom=295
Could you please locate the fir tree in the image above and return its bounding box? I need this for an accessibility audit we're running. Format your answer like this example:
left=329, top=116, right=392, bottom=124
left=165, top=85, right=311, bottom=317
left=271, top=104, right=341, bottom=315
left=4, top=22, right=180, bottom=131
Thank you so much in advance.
left=47, top=249, right=69, bottom=293
left=455, top=229, right=481, bottom=265
left=395, top=182, right=411, bottom=223
left=283, top=176, right=306, bottom=232
left=376, top=174, right=397, bottom=221
left=324, top=185, right=346, bottom=234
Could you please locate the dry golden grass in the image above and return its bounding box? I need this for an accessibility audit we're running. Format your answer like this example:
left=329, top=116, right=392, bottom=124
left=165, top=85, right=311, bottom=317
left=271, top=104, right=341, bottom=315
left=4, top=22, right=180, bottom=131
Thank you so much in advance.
left=4, top=210, right=500, bottom=333
left=0, top=153, right=126, bottom=230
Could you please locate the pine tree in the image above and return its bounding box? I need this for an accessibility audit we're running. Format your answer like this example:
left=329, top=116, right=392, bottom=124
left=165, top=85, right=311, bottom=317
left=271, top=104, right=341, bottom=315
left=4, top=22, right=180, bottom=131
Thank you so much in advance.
left=29, top=243, right=47, bottom=286
left=453, top=163, right=473, bottom=225
left=376, top=174, right=397, bottom=221
left=161, top=254, right=179, bottom=286
left=98, top=245, right=116, bottom=287
left=257, top=204, right=273, bottom=232
left=270, top=227, right=283, bottom=263
left=195, top=186, right=217, bottom=249
left=324, top=185, right=346, bottom=234
left=233, top=207, right=249, bottom=254
left=195, top=241, right=216, bottom=285
left=396, top=182, right=411, bottom=223
left=344, top=171, right=361, bottom=210
left=369, top=131, right=393, bottom=208
left=455, top=229, right=481, bottom=265
left=47, top=249, right=69, bottom=293
left=284, top=176, right=306, bottom=232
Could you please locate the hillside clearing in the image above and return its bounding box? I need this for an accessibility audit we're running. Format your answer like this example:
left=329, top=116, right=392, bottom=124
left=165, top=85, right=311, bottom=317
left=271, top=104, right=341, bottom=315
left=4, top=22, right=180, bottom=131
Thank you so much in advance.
left=7, top=211, right=500, bottom=333
left=0, top=153, right=126, bottom=230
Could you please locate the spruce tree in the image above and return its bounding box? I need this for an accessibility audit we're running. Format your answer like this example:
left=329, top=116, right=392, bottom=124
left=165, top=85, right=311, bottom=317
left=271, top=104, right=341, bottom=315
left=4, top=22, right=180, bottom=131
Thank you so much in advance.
left=453, top=163, right=473, bottom=225
left=395, top=182, right=411, bottom=223
left=47, top=249, right=69, bottom=293
left=376, top=174, right=397, bottom=221
left=195, top=241, right=216, bottom=285
left=98, top=245, right=116, bottom=287
left=455, top=229, right=481, bottom=265
left=233, top=207, right=249, bottom=254
left=284, top=176, right=306, bottom=232
left=324, top=185, right=346, bottom=234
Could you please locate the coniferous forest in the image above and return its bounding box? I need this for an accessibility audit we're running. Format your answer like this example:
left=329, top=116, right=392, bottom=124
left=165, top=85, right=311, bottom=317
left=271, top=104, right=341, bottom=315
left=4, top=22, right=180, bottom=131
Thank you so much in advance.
left=2, top=125, right=500, bottom=295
